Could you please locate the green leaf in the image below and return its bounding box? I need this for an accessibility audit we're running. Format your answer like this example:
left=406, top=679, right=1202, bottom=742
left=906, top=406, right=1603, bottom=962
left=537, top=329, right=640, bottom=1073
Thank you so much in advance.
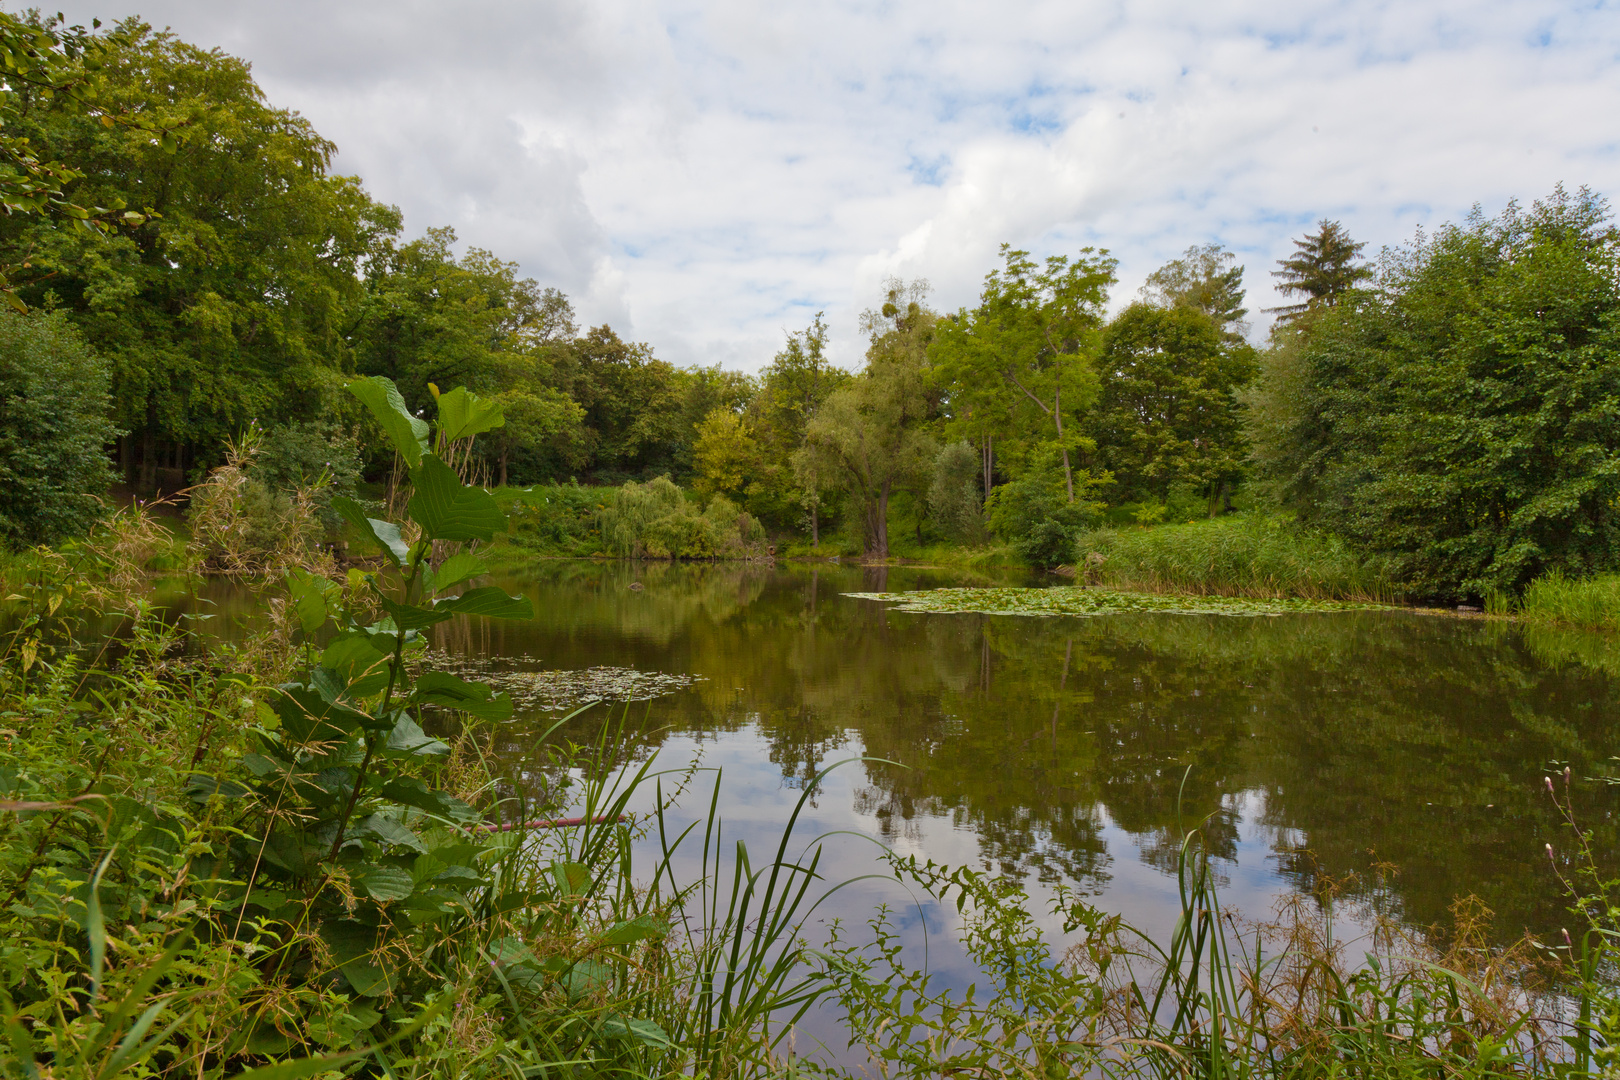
left=383, top=714, right=450, bottom=758
left=407, top=455, right=505, bottom=541
left=357, top=813, right=425, bottom=852
left=347, top=376, right=429, bottom=467
left=599, top=915, right=668, bottom=946
left=320, top=632, right=393, bottom=698
left=412, top=670, right=513, bottom=722
left=286, top=569, right=329, bottom=634
left=433, top=552, right=487, bottom=593
left=379, top=776, right=480, bottom=825
left=434, top=385, right=505, bottom=443
left=434, top=586, right=534, bottom=621
left=272, top=685, right=375, bottom=744
left=320, top=921, right=393, bottom=997
left=330, top=497, right=409, bottom=567
left=564, top=959, right=612, bottom=1002
left=378, top=595, right=453, bottom=631
left=550, top=861, right=591, bottom=897
left=352, top=865, right=416, bottom=902
left=603, top=1015, right=673, bottom=1049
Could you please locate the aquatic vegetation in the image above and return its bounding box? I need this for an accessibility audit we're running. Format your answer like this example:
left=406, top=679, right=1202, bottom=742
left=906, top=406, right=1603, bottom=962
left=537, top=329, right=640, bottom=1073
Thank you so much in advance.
left=422, top=652, right=706, bottom=712
left=845, top=585, right=1393, bottom=618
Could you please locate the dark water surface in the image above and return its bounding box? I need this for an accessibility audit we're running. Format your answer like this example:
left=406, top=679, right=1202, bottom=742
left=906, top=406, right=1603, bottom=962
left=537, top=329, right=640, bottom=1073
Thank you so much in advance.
left=179, top=559, right=1620, bottom=1052
left=387, top=560, right=1620, bottom=944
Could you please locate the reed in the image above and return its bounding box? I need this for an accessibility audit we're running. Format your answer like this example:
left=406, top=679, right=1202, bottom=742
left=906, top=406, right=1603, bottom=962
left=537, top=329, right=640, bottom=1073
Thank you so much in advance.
left=1074, top=514, right=1395, bottom=601
left=1511, top=571, right=1620, bottom=633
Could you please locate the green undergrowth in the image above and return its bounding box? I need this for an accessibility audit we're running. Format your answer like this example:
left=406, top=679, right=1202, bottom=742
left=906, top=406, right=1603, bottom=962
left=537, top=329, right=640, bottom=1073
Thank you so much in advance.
left=1499, top=570, right=1620, bottom=634
left=846, top=585, right=1394, bottom=618
left=1074, top=513, right=1396, bottom=601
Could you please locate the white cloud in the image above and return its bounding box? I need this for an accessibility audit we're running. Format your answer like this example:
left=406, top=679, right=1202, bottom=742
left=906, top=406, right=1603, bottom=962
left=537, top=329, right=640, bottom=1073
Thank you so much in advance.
left=48, top=0, right=1620, bottom=369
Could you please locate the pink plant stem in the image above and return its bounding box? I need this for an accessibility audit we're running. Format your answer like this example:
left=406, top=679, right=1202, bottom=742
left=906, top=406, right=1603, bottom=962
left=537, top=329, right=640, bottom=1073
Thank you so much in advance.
left=477, top=814, right=626, bottom=834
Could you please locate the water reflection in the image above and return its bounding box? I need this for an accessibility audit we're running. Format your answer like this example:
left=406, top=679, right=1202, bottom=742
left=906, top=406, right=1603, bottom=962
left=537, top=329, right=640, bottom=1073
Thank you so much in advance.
left=167, top=560, right=1620, bottom=942
left=410, top=560, right=1620, bottom=945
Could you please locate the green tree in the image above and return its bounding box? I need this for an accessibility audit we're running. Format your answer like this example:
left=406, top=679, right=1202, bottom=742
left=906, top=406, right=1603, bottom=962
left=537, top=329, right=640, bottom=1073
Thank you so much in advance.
left=753, top=314, right=849, bottom=540
left=1, top=20, right=398, bottom=486
left=796, top=281, right=936, bottom=557
left=1092, top=303, right=1258, bottom=506
left=691, top=407, right=760, bottom=500
left=546, top=325, right=682, bottom=482
left=1140, top=243, right=1249, bottom=340
left=0, top=308, right=116, bottom=546
left=1266, top=219, right=1373, bottom=325
left=930, top=245, right=1116, bottom=502
left=1262, top=186, right=1620, bottom=599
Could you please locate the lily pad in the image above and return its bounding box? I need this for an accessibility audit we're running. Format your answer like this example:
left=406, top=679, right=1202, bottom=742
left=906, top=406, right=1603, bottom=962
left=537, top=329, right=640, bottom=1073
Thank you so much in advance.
left=844, top=586, right=1392, bottom=619
left=419, top=653, right=705, bottom=713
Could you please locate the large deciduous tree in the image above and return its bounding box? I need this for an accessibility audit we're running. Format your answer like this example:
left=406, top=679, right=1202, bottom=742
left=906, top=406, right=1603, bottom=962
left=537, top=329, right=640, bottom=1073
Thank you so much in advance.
left=1092, top=303, right=1257, bottom=506
left=1255, top=186, right=1620, bottom=599
left=930, top=244, right=1116, bottom=502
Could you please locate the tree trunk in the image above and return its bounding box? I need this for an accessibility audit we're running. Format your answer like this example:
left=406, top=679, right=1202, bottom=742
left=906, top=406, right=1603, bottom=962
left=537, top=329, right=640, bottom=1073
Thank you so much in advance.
left=1053, top=385, right=1074, bottom=502
left=499, top=450, right=508, bottom=489
left=866, top=478, right=890, bottom=558
left=810, top=499, right=819, bottom=547
left=983, top=435, right=993, bottom=506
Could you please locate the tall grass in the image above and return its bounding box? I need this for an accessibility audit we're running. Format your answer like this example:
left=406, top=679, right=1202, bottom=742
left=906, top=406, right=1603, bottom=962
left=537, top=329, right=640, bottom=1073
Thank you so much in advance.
left=1510, top=571, right=1620, bottom=633
left=1074, top=514, right=1395, bottom=601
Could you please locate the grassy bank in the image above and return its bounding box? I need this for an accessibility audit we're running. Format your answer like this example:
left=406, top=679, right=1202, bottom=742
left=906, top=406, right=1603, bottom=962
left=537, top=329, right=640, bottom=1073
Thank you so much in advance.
left=1498, top=571, right=1620, bottom=634
left=1073, top=513, right=1396, bottom=600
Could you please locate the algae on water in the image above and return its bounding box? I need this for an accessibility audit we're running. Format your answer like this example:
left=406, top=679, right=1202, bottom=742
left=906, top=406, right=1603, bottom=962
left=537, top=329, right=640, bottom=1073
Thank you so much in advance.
left=844, top=586, right=1393, bottom=618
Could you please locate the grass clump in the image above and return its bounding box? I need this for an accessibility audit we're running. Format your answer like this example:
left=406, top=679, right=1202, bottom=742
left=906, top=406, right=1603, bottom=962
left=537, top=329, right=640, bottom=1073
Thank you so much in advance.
left=1074, top=513, right=1394, bottom=601
left=1508, top=571, right=1620, bottom=633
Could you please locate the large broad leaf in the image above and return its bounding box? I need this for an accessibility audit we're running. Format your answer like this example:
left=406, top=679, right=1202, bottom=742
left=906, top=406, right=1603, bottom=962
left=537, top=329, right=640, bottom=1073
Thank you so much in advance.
left=348, top=376, right=430, bottom=467
left=286, top=568, right=331, bottom=634
left=383, top=713, right=450, bottom=758
left=320, top=920, right=393, bottom=997
left=273, top=685, right=375, bottom=744
left=432, top=551, right=487, bottom=594
left=330, top=497, right=409, bottom=567
left=351, top=864, right=416, bottom=902
left=320, top=632, right=395, bottom=698
left=603, top=1015, right=673, bottom=1049
left=434, top=586, right=534, bottom=621
left=356, top=812, right=425, bottom=852
left=412, top=670, right=513, bottom=722
left=380, top=776, right=480, bottom=826
left=407, top=455, right=505, bottom=541
left=378, top=595, right=453, bottom=631
left=598, top=915, right=669, bottom=946
left=434, top=385, right=505, bottom=443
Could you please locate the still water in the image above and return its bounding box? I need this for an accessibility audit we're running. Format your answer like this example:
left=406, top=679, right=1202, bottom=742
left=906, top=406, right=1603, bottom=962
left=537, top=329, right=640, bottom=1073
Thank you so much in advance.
left=392, top=560, right=1620, bottom=944
left=189, top=559, right=1620, bottom=1051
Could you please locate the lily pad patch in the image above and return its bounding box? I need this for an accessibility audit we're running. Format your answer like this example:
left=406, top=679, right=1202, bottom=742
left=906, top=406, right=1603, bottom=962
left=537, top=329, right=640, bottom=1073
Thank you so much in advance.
left=421, top=652, right=705, bottom=713
left=844, top=587, right=1392, bottom=618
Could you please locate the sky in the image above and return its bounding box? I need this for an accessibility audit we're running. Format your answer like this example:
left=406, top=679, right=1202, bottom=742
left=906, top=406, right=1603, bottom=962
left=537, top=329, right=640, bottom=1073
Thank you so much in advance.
left=47, top=0, right=1620, bottom=371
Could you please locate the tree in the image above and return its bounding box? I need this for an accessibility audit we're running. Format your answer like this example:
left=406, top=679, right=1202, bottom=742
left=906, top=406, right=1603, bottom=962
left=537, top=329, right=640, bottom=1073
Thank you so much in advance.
left=0, top=309, right=116, bottom=546
left=796, top=281, right=936, bottom=557
left=546, top=325, right=682, bottom=482
left=691, top=408, right=760, bottom=500
left=1258, top=186, right=1620, bottom=599
left=1140, top=243, right=1249, bottom=340
left=1266, top=219, right=1373, bottom=325
left=754, top=313, right=848, bottom=540
left=930, top=245, right=1116, bottom=502
left=1, top=20, right=398, bottom=487
left=1092, top=303, right=1258, bottom=506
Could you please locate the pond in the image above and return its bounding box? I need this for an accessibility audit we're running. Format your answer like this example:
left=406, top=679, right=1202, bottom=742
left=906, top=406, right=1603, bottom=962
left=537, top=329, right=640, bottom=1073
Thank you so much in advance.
left=186, top=559, right=1620, bottom=1053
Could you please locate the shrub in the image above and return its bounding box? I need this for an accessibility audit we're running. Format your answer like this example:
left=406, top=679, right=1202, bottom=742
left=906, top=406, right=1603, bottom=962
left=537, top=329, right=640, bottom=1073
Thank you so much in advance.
left=0, top=309, right=117, bottom=548
left=928, top=440, right=987, bottom=543
left=599, top=476, right=767, bottom=559
left=985, top=451, right=1105, bottom=567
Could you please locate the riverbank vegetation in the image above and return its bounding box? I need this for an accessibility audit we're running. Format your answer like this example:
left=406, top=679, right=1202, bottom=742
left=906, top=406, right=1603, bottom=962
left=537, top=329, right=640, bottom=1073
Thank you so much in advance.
left=2, top=12, right=1616, bottom=606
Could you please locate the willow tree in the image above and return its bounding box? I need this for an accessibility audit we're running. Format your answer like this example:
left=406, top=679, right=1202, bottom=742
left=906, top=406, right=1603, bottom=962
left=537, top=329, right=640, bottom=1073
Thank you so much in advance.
left=797, top=281, right=936, bottom=557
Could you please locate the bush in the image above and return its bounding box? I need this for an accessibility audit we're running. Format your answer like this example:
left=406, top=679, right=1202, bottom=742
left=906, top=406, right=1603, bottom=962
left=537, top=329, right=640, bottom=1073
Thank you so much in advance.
left=0, top=309, right=116, bottom=548
left=1075, top=513, right=1393, bottom=599
left=501, top=482, right=615, bottom=556
left=985, top=452, right=1105, bottom=568
left=598, top=476, right=767, bottom=560
left=928, top=440, right=987, bottom=543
